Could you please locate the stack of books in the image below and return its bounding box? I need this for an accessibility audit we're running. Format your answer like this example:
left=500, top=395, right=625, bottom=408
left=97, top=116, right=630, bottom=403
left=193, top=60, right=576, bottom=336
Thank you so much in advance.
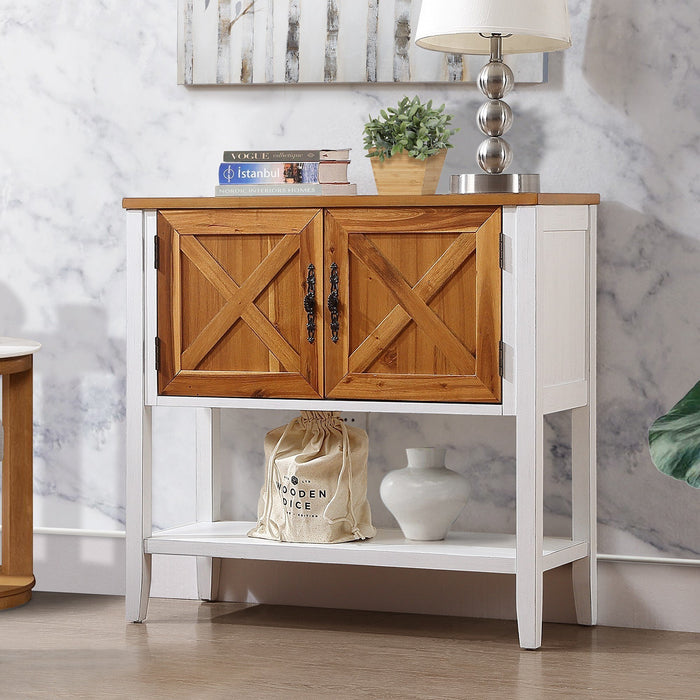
left=215, top=149, right=357, bottom=196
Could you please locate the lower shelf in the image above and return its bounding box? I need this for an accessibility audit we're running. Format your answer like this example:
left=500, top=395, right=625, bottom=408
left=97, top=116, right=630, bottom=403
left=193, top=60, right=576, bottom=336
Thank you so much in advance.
left=145, top=522, right=588, bottom=575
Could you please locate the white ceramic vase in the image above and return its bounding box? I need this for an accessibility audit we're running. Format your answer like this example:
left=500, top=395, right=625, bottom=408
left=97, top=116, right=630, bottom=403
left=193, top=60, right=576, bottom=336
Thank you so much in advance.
left=379, top=447, right=469, bottom=541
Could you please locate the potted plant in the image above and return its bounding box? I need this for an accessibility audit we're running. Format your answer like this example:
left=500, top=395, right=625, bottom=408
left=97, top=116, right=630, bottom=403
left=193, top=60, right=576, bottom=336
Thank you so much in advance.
left=648, top=381, right=700, bottom=488
left=363, top=95, right=457, bottom=195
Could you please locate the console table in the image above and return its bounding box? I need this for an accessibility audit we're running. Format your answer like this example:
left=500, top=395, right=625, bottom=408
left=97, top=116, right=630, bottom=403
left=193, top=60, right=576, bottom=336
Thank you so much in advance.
left=123, top=193, right=598, bottom=649
left=0, top=337, right=40, bottom=610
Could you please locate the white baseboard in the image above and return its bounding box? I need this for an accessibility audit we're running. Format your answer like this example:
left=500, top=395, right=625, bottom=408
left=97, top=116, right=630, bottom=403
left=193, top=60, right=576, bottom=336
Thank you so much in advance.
left=34, top=532, right=125, bottom=595
left=597, top=560, right=700, bottom=633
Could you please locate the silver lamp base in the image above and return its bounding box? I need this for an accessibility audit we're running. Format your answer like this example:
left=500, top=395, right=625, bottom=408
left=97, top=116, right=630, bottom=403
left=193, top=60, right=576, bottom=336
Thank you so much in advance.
left=450, top=173, right=541, bottom=194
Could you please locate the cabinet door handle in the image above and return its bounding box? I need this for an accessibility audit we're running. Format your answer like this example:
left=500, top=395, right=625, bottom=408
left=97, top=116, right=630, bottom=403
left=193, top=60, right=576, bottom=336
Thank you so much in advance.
left=303, top=264, right=316, bottom=344
left=327, top=262, right=340, bottom=343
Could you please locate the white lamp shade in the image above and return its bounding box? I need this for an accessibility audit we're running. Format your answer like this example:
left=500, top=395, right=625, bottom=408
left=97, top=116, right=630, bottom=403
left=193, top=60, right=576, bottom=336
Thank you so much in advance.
left=415, top=0, right=571, bottom=55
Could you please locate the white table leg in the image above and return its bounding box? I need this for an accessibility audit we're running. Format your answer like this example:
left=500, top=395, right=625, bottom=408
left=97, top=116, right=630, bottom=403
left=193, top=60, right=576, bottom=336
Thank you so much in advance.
left=513, top=205, right=544, bottom=649
left=126, top=405, right=152, bottom=622
left=196, top=407, right=222, bottom=601
left=571, top=405, right=597, bottom=625
left=126, top=210, right=152, bottom=623
left=572, top=210, right=597, bottom=626
left=516, top=410, right=544, bottom=650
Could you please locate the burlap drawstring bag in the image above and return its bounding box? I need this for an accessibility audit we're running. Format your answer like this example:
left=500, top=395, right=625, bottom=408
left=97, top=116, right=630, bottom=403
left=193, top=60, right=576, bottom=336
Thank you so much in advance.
left=248, top=411, right=376, bottom=543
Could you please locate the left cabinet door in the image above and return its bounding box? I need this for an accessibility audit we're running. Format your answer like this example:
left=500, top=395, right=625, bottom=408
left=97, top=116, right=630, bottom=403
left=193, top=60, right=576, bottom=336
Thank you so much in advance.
left=157, top=208, right=324, bottom=398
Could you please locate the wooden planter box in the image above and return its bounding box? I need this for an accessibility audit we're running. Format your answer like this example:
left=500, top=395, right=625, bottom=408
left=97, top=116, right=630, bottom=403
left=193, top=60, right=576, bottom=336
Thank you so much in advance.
left=370, top=150, right=447, bottom=195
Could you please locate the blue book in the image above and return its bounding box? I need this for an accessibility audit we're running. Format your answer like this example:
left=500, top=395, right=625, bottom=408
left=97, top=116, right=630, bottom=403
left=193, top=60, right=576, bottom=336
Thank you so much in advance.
left=219, top=161, right=320, bottom=185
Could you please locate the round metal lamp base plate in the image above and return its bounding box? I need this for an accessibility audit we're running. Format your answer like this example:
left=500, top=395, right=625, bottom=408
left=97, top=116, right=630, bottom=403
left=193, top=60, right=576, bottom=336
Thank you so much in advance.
left=450, top=173, right=540, bottom=194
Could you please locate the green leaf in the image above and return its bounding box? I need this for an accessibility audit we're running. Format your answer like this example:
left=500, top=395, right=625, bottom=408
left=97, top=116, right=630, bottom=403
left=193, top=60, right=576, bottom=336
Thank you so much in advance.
left=362, top=94, right=456, bottom=161
left=649, top=381, right=700, bottom=488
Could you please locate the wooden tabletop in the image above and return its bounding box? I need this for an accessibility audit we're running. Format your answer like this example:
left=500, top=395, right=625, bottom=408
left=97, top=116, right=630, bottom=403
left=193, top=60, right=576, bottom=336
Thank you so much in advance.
left=122, top=193, right=600, bottom=210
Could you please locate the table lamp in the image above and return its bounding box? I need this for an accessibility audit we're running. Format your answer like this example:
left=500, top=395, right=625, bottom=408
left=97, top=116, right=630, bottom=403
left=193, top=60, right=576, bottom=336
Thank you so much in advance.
left=415, top=0, right=571, bottom=193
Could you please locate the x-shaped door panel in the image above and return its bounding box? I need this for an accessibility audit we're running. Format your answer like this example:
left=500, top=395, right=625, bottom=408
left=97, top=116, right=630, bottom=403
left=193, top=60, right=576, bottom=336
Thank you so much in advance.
left=157, top=209, right=324, bottom=398
left=324, top=207, right=501, bottom=403
left=347, top=231, right=478, bottom=376
left=178, top=234, right=300, bottom=372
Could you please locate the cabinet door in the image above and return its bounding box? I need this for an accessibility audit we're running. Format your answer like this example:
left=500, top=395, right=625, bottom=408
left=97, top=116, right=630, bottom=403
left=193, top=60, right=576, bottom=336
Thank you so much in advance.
left=324, top=207, right=501, bottom=402
left=157, top=209, right=324, bottom=398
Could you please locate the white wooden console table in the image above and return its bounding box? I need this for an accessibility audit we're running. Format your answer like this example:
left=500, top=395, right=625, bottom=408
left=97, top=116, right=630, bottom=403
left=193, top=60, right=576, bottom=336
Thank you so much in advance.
left=123, top=193, right=598, bottom=649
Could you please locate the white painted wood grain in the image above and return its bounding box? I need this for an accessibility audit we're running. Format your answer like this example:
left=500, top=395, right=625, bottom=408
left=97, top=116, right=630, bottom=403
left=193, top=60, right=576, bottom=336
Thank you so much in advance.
left=154, top=395, right=505, bottom=415
left=538, top=228, right=587, bottom=391
left=144, top=210, right=158, bottom=406
left=538, top=205, right=589, bottom=232
left=571, top=205, right=598, bottom=626
left=513, top=205, right=544, bottom=650
left=542, top=380, right=588, bottom=414
left=125, top=210, right=153, bottom=623
left=146, top=521, right=588, bottom=574
left=195, top=408, right=222, bottom=601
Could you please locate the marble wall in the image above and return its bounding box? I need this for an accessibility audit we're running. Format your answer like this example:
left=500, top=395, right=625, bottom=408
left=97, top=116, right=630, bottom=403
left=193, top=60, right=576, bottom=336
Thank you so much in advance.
left=0, top=0, right=698, bottom=579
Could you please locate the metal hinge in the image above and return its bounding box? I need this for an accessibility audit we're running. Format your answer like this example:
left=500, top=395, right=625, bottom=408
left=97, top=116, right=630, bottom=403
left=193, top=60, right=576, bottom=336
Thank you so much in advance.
left=499, top=233, right=505, bottom=269
left=498, top=340, right=505, bottom=377
left=154, top=234, right=160, bottom=270
left=154, top=337, right=161, bottom=371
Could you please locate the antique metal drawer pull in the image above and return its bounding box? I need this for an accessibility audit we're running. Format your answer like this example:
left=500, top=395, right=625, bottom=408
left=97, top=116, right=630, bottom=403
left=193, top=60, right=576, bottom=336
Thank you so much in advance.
left=303, top=263, right=316, bottom=343
left=327, top=262, right=340, bottom=343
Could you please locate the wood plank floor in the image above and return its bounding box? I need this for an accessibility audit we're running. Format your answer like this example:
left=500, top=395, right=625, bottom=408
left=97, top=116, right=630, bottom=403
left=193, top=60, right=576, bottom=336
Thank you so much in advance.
left=1, top=592, right=698, bottom=699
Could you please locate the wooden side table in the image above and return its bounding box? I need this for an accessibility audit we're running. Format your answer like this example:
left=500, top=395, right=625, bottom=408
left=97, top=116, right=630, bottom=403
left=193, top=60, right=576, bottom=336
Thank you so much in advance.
left=0, top=337, right=40, bottom=610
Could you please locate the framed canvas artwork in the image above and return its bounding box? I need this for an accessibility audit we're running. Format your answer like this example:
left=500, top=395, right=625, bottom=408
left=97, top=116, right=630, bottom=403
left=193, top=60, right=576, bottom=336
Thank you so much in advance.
left=178, top=0, right=547, bottom=85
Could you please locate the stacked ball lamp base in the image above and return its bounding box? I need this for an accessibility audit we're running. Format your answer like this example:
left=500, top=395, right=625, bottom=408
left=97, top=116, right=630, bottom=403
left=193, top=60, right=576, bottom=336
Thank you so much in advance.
left=452, top=34, right=539, bottom=195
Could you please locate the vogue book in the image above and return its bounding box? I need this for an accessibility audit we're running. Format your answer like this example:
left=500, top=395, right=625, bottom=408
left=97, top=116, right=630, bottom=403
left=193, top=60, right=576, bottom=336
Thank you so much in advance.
left=223, top=148, right=350, bottom=162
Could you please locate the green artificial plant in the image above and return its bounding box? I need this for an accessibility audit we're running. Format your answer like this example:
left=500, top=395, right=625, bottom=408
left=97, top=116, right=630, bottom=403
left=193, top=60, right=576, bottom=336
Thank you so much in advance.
left=648, top=381, right=700, bottom=488
left=363, top=95, right=457, bottom=162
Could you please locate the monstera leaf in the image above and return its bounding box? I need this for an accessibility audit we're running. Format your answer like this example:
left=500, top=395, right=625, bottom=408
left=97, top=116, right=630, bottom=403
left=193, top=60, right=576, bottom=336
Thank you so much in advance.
left=649, top=381, right=700, bottom=488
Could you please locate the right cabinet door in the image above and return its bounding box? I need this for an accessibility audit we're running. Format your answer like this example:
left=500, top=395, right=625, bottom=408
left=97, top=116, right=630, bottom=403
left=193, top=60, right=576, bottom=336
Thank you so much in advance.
left=324, top=207, right=502, bottom=403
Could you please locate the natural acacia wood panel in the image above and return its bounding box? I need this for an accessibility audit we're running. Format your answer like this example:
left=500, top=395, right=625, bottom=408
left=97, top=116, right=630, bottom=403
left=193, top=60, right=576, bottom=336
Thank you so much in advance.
left=348, top=233, right=476, bottom=373
left=323, top=211, right=351, bottom=392
left=124, top=194, right=600, bottom=209
left=179, top=249, right=226, bottom=359
left=358, top=229, right=476, bottom=376
left=193, top=234, right=300, bottom=374
left=158, top=205, right=501, bottom=402
left=475, top=210, right=502, bottom=402
left=158, top=208, right=319, bottom=234
left=299, top=213, right=325, bottom=395
left=178, top=234, right=299, bottom=370
left=324, top=207, right=501, bottom=402
left=162, top=371, right=320, bottom=399
left=327, top=375, right=501, bottom=402
left=537, top=194, right=600, bottom=205
left=157, top=214, right=175, bottom=393
left=158, top=209, right=323, bottom=398
left=326, top=206, right=496, bottom=233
